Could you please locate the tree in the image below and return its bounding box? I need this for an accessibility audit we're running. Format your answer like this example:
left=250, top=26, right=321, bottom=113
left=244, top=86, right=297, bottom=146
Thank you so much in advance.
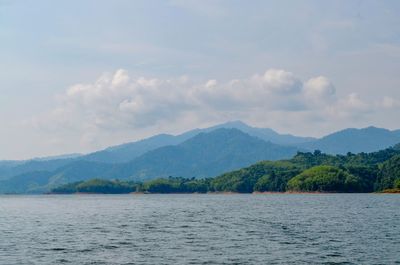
left=287, top=165, right=362, bottom=192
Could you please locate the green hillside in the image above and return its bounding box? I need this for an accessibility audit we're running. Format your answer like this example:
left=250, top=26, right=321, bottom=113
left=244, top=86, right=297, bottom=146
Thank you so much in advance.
left=51, top=145, right=400, bottom=194
left=0, top=128, right=299, bottom=193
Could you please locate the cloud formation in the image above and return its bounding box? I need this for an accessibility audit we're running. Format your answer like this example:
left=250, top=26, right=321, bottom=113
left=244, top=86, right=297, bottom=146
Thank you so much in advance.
left=31, top=68, right=399, bottom=150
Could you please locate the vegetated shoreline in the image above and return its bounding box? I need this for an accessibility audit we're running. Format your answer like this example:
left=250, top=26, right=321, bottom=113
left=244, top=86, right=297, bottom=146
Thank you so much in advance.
left=379, top=188, right=400, bottom=194
left=44, top=190, right=400, bottom=195
left=17, top=146, right=400, bottom=195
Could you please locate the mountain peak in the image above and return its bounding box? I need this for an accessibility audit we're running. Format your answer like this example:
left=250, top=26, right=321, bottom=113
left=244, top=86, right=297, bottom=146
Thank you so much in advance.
left=302, top=125, right=400, bottom=154
left=208, top=120, right=252, bottom=131
left=220, top=120, right=249, bottom=127
left=183, top=128, right=253, bottom=146
left=362, top=126, right=390, bottom=132
left=330, top=126, right=390, bottom=136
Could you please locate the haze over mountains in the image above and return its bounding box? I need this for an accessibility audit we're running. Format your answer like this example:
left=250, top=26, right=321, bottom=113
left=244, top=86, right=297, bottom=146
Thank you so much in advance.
left=80, top=121, right=314, bottom=164
left=0, top=121, right=399, bottom=193
left=300, top=126, right=400, bottom=154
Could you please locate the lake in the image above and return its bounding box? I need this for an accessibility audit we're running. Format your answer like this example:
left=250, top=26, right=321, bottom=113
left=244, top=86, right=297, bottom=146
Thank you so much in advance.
left=0, top=194, right=399, bottom=264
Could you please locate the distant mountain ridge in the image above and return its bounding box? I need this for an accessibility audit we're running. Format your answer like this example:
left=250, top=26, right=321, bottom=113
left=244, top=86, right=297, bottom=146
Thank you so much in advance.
left=301, top=126, right=400, bottom=154
left=0, top=121, right=399, bottom=194
left=79, top=120, right=312, bottom=163
left=31, top=153, right=82, bottom=161
left=101, top=128, right=300, bottom=181
left=0, top=128, right=300, bottom=193
left=80, top=134, right=184, bottom=163
left=204, top=121, right=316, bottom=145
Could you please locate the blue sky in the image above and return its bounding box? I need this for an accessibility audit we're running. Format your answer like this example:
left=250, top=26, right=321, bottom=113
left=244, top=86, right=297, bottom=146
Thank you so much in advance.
left=1, top=0, right=400, bottom=159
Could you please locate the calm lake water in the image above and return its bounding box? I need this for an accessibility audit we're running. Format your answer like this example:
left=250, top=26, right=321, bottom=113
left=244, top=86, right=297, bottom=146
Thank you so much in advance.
left=0, top=194, right=399, bottom=265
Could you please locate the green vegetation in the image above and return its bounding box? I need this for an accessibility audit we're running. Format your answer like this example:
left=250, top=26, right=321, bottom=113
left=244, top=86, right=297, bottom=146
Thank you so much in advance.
left=141, top=177, right=210, bottom=193
left=207, top=148, right=400, bottom=193
left=141, top=177, right=209, bottom=193
left=287, top=166, right=362, bottom=192
left=52, top=177, right=211, bottom=194
left=374, top=155, right=400, bottom=191
left=211, top=161, right=301, bottom=193
left=51, top=146, right=400, bottom=194
left=380, top=188, right=400, bottom=193
left=52, top=179, right=137, bottom=194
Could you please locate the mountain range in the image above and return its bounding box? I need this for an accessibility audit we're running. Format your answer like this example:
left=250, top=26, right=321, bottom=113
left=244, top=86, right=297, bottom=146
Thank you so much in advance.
left=0, top=121, right=399, bottom=193
left=80, top=120, right=314, bottom=163
left=300, top=126, right=400, bottom=154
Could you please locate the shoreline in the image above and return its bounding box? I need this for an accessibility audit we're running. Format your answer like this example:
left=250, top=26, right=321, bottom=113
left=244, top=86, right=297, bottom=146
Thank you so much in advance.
left=39, top=190, right=400, bottom=195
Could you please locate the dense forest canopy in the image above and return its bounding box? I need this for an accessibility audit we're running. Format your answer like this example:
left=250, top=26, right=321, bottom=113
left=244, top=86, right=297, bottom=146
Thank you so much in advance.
left=374, top=155, right=400, bottom=191
left=51, top=145, right=400, bottom=194
left=287, top=166, right=362, bottom=192
left=51, top=179, right=137, bottom=194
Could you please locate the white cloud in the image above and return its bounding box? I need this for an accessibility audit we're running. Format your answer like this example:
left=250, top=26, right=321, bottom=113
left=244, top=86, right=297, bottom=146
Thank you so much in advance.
left=111, top=69, right=130, bottom=88
left=259, top=69, right=302, bottom=93
left=30, top=68, right=397, bottom=150
left=326, top=93, right=371, bottom=119
left=304, top=76, right=336, bottom=107
left=380, top=96, right=400, bottom=109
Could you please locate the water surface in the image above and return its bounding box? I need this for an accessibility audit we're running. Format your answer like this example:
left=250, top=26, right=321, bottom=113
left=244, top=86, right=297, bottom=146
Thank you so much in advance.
left=0, top=194, right=399, bottom=264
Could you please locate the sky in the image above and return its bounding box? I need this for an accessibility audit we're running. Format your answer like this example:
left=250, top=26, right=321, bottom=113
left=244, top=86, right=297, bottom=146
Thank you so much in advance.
left=1, top=0, right=400, bottom=160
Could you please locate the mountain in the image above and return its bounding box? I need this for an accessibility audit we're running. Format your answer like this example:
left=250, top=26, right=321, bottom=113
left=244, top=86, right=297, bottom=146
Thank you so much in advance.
left=31, top=153, right=82, bottom=161
left=0, top=158, right=76, bottom=181
left=209, top=145, right=400, bottom=193
left=0, top=129, right=199, bottom=179
left=98, top=128, right=300, bottom=181
left=204, top=121, right=315, bottom=145
left=80, top=134, right=185, bottom=163
left=0, top=171, right=54, bottom=194
left=79, top=121, right=312, bottom=163
left=51, top=144, right=400, bottom=194
left=0, top=160, right=114, bottom=194
left=0, top=129, right=300, bottom=193
left=57, top=123, right=400, bottom=164
left=301, top=126, right=400, bottom=154
left=1, top=122, right=400, bottom=193
left=0, top=161, right=24, bottom=167
left=0, top=122, right=248, bottom=179
left=0, top=154, right=82, bottom=181
left=0, top=161, right=25, bottom=180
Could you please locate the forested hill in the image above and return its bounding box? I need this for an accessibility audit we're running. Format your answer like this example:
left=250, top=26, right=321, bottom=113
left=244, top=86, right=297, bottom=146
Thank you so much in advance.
left=52, top=144, right=400, bottom=194
left=198, top=144, right=400, bottom=193
left=104, top=128, right=299, bottom=180
left=72, top=121, right=313, bottom=163
left=1, top=122, right=399, bottom=183
left=0, top=129, right=299, bottom=194
left=2, top=123, right=400, bottom=194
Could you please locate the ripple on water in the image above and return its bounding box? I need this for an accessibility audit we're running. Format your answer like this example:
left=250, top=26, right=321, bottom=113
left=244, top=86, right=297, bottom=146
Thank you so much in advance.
left=0, top=194, right=399, bottom=264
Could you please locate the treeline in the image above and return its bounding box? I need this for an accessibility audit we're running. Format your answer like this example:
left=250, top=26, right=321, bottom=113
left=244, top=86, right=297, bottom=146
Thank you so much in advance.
left=211, top=147, right=400, bottom=193
left=51, top=145, right=400, bottom=194
left=51, top=179, right=137, bottom=194
left=51, top=177, right=212, bottom=194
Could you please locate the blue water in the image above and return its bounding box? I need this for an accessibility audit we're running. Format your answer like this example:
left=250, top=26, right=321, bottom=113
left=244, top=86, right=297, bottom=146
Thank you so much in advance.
left=0, top=194, right=399, bottom=264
